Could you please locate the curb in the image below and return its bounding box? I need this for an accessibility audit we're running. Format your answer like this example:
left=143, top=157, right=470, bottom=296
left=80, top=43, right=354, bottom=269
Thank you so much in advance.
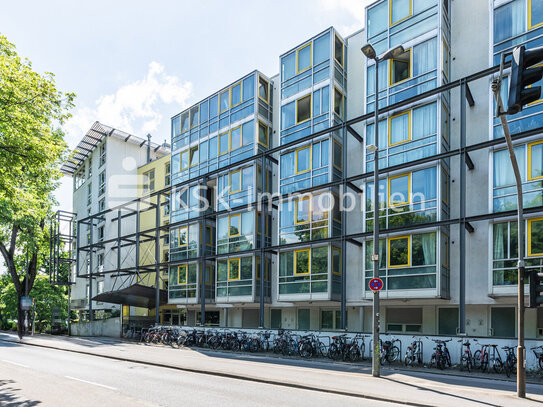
left=1, top=336, right=437, bottom=407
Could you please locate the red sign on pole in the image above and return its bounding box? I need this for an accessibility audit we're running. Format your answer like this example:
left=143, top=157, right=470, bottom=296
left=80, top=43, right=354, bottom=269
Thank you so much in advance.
left=369, top=278, right=383, bottom=292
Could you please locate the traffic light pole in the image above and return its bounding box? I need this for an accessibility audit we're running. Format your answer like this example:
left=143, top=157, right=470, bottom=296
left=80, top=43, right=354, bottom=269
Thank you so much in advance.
left=492, top=75, right=526, bottom=398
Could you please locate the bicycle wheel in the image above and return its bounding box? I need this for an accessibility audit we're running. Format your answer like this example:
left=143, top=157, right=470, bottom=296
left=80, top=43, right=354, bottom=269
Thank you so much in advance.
left=504, top=358, right=512, bottom=378
left=387, top=346, right=400, bottom=363
left=360, top=342, right=366, bottom=361
left=328, top=344, right=340, bottom=360
left=299, top=342, right=313, bottom=359
left=318, top=342, right=328, bottom=358
left=404, top=354, right=412, bottom=367
left=539, top=357, right=543, bottom=372
left=349, top=345, right=361, bottom=362
left=460, top=355, right=471, bottom=372
left=482, top=353, right=489, bottom=373
left=493, top=359, right=504, bottom=374
left=473, top=350, right=481, bottom=369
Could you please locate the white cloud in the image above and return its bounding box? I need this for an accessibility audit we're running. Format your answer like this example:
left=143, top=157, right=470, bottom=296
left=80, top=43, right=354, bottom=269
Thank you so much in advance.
left=64, top=62, right=193, bottom=148
left=318, top=0, right=372, bottom=35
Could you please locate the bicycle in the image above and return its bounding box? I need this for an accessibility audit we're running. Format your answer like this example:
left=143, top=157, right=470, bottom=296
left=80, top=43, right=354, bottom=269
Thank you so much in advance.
left=485, top=344, right=504, bottom=374
left=531, top=345, right=543, bottom=372
left=459, top=339, right=474, bottom=372
left=380, top=338, right=400, bottom=365
left=502, top=346, right=517, bottom=378
left=430, top=339, right=451, bottom=370
left=404, top=336, right=423, bottom=367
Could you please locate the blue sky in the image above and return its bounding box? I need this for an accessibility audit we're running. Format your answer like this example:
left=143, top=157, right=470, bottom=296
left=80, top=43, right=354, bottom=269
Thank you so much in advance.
left=0, top=0, right=371, bottom=211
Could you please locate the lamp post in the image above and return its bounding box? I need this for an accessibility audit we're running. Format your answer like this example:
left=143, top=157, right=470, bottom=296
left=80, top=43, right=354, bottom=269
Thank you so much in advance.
left=361, top=43, right=404, bottom=378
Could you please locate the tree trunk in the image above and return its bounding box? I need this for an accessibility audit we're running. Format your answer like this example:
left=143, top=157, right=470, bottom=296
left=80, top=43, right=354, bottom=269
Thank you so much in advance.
left=17, top=295, right=24, bottom=339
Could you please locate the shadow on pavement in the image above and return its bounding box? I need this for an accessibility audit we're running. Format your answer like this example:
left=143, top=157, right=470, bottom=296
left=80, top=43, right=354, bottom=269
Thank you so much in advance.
left=0, top=379, right=41, bottom=406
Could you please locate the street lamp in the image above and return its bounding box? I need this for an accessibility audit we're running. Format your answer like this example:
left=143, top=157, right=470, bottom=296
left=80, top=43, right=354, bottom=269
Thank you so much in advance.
left=361, top=43, right=404, bottom=378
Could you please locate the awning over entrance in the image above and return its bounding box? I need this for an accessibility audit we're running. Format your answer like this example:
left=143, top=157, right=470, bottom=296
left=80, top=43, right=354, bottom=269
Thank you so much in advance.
left=92, top=284, right=168, bottom=308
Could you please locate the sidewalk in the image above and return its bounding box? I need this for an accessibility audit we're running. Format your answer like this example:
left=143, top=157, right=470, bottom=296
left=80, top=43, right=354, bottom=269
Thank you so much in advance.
left=1, top=332, right=542, bottom=407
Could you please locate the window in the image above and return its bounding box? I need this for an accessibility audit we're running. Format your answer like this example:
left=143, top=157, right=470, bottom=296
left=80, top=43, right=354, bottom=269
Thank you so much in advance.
left=98, top=226, right=104, bottom=242
left=229, top=214, right=241, bottom=237
left=209, top=95, right=219, bottom=118
left=98, top=171, right=106, bottom=196
left=390, top=0, right=411, bottom=25
left=229, top=170, right=241, bottom=193
left=231, top=82, right=242, bottom=107
left=389, top=111, right=411, bottom=145
left=258, top=121, right=268, bottom=147
left=178, top=265, right=187, bottom=285
left=97, top=280, right=104, bottom=294
left=179, top=227, right=188, bottom=247
left=388, top=236, right=410, bottom=267
left=438, top=308, right=458, bottom=335
left=190, top=106, right=199, bottom=128
left=529, top=0, right=543, bottom=29
left=334, top=34, right=344, bottom=67
left=367, top=0, right=387, bottom=38
left=296, top=146, right=311, bottom=174
left=189, top=146, right=198, bottom=167
left=528, top=141, right=543, bottom=180
left=297, top=43, right=312, bottom=73
left=220, top=89, right=229, bottom=112
left=99, top=143, right=106, bottom=167
left=230, top=126, right=241, bottom=150
left=206, top=226, right=213, bottom=247
left=74, top=169, right=85, bottom=190
left=165, top=162, right=171, bottom=185
left=181, top=112, right=189, bottom=132
left=258, top=76, right=269, bottom=103
left=296, top=94, right=311, bottom=123
left=295, top=197, right=310, bottom=224
left=88, top=158, right=92, bottom=179
left=332, top=248, right=341, bottom=275
left=298, top=309, right=310, bottom=330
left=494, top=0, right=525, bottom=43
left=528, top=218, right=543, bottom=256
left=228, top=258, right=240, bottom=280
left=219, top=132, right=229, bottom=155
left=389, top=49, right=411, bottom=85
left=491, top=307, right=515, bottom=337
left=333, top=140, right=342, bottom=170
left=180, top=149, right=189, bottom=170
left=143, top=169, right=155, bottom=192
left=294, top=249, right=310, bottom=275
left=314, top=32, right=330, bottom=65
left=333, top=88, right=343, bottom=119
left=98, top=198, right=105, bottom=212
left=387, top=308, right=422, bottom=333
left=388, top=173, right=410, bottom=206
left=87, top=183, right=92, bottom=206
left=200, top=100, right=209, bottom=123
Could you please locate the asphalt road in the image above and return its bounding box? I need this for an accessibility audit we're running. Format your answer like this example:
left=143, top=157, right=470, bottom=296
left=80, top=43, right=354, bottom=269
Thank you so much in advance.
left=0, top=341, right=398, bottom=407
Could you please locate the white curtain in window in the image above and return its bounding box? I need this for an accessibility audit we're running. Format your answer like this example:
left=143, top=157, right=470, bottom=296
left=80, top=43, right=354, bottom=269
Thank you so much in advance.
left=493, top=223, right=506, bottom=260
left=421, top=233, right=436, bottom=265
left=413, top=38, right=437, bottom=77
left=493, top=146, right=526, bottom=187
left=390, top=114, right=409, bottom=144
left=412, top=102, right=437, bottom=139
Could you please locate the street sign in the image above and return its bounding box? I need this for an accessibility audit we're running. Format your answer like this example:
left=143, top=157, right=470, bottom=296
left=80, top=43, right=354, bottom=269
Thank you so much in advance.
left=369, top=278, right=383, bottom=292
left=21, top=296, right=33, bottom=310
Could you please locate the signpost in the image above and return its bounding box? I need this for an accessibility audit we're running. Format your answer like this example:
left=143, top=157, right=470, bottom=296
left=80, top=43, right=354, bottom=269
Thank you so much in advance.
left=369, top=278, right=383, bottom=293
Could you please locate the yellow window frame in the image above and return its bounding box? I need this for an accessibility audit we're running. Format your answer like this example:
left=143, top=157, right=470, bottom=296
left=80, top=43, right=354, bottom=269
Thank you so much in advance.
left=230, top=125, right=242, bottom=150
left=334, top=33, right=344, bottom=68
left=528, top=217, right=543, bottom=256
left=219, top=89, right=230, bottom=113
left=528, top=140, right=543, bottom=180
left=257, top=212, right=269, bottom=235
left=332, top=193, right=342, bottom=223
left=177, top=265, right=187, bottom=285
left=230, top=81, right=242, bottom=107
left=256, top=257, right=269, bottom=281
left=229, top=214, right=241, bottom=237
left=178, top=226, right=188, bottom=247
left=529, top=0, right=543, bottom=30
left=388, top=110, right=412, bottom=146
left=333, top=139, right=343, bottom=170
left=296, top=94, right=312, bottom=124
left=295, top=196, right=311, bottom=225
left=389, top=0, right=412, bottom=26
left=294, top=249, right=311, bottom=275
left=189, top=146, right=199, bottom=167
left=228, top=258, right=241, bottom=281
left=258, top=75, right=270, bottom=103
left=219, top=131, right=229, bottom=155
left=388, top=172, right=411, bottom=207
left=296, top=43, right=312, bottom=74
left=295, top=145, right=312, bottom=174
left=229, top=169, right=242, bottom=193
left=388, top=236, right=411, bottom=268
left=389, top=48, right=412, bottom=86
left=332, top=247, right=342, bottom=275
left=180, top=149, right=190, bottom=170
left=258, top=121, right=269, bottom=147
left=442, top=39, right=450, bottom=80
left=333, top=87, right=344, bottom=119
left=190, top=106, right=199, bottom=128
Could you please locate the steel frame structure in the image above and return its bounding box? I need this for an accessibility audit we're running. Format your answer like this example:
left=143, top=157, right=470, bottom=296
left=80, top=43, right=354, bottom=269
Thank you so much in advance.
left=71, top=61, right=543, bottom=331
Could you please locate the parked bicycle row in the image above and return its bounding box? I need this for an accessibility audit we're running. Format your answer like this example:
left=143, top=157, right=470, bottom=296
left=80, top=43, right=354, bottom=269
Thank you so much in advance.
left=140, top=326, right=543, bottom=376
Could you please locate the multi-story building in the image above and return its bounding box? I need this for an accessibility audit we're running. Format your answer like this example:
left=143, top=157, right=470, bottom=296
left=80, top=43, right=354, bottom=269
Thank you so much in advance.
left=62, top=121, right=169, bottom=321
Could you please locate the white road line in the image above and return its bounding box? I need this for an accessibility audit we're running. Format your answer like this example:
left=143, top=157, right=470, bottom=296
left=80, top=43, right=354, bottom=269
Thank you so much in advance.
left=1, top=359, right=29, bottom=368
left=65, top=376, right=117, bottom=391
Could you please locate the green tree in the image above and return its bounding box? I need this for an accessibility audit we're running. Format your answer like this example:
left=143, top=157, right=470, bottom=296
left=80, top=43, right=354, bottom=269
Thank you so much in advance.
left=0, top=34, right=74, bottom=338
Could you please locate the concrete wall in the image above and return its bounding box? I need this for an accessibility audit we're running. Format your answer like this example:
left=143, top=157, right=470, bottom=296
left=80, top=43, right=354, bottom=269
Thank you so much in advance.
left=70, top=317, right=122, bottom=338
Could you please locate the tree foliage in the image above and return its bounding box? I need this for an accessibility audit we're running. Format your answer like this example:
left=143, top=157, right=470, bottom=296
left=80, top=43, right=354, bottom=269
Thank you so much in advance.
left=0, top=34, right=75, bottom=338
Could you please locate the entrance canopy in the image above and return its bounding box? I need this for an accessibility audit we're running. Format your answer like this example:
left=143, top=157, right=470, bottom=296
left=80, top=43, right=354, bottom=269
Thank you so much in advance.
left=92, top=284, right=168, bottom=309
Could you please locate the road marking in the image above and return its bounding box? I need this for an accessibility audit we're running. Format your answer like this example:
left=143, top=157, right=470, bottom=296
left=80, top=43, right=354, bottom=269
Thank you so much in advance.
left=1, top=359, right=29, bottom=368
left=65, top=376, right=117, bottom=390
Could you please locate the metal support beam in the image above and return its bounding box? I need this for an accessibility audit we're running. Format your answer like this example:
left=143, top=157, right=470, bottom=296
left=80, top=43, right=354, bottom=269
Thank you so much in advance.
left=459, top=81, right=467, bottom=335
left=465, top=222, right=474, bottom=234
left=465, top=152, right=475, bottom=170
left=347, top=181, right=363, bottom=194
left=200, top=181, right=207, bottom=327
left=259, top=188, right=266, bottom=328
left=155, top=194, right=161, bottom=325
left=465, top=83, right=475, bottom=107
left=347, top=125, right=364, bottom=144
left=340, top=126, right=347, bottom=330
left=88, top=221, right=93, bottom=322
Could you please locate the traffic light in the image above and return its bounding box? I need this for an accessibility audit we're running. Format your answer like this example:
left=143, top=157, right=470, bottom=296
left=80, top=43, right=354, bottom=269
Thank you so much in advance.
left=507, top=45, right=543, bottom=115
left=529, top=270, right=543, bottom=308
